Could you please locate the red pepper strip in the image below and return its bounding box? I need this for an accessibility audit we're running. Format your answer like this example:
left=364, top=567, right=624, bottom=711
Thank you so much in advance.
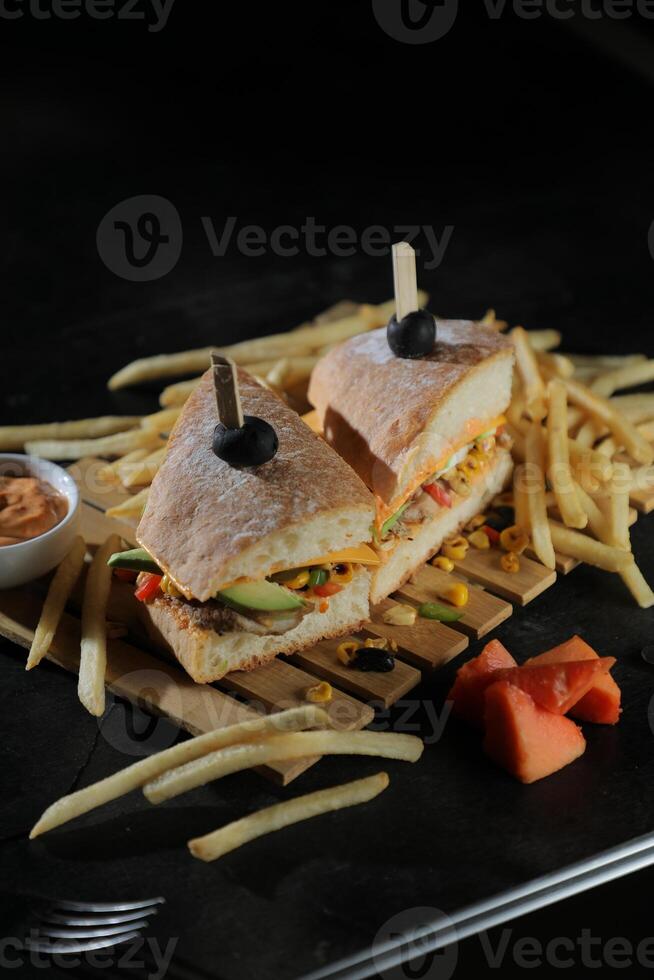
left=313, top=582, right=343, bottom=597
left=423, top=482, right=453, bottom=508
left=114, top=568, right=138, bottom=584
left=134, top=573, right=163, bottom=602
left=482, top=525, right=500, bottom=545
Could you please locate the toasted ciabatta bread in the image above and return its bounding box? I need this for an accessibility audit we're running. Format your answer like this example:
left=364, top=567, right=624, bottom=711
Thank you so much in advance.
left=369, top=449, right=513, bottom=603
left=308, top=320, right=514, bottom=511
left=138, top=368, right=375, bottom=602
left=138, top=565, right=371, bottom=683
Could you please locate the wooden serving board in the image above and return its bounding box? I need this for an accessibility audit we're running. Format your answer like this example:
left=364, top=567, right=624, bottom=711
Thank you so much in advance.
left=3, top=454, right=645, bottom=787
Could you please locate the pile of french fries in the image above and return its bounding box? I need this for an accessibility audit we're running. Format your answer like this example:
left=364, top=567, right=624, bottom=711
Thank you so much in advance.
left=29, top=703, right=421, bottom=861
left=508, top=327, right=654, bottom=608
left=4, top=299, right=654, bottom=606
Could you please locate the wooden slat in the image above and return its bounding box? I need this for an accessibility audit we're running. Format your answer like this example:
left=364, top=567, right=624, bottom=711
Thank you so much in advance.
left=456, top=548, right=556, bottom=605
left=396, top=565, right=512, bottom=639
left=0, top=589, right=304, bottom=785
left=366, top=599, right=468, bottom=671
left=220, top=657, right=375, bottom=728
left=290, top=637, right=421, bottom=708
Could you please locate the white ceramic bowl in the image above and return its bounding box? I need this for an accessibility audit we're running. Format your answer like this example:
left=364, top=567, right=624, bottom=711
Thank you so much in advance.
left=0, top=454, right=80, bottom=590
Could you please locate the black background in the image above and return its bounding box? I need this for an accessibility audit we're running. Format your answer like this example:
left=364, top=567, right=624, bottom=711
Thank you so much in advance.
left=2, top=3, right=654, bottom=978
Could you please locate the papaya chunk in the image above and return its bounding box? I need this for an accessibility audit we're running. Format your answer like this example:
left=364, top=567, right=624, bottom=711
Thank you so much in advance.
left=483, top=681, right=586, bottom=783
left=447, top=639, right=517, bottom=728
left=525, top=635, right=621, bottom=725
left=494, top=658, right=615, bottom=715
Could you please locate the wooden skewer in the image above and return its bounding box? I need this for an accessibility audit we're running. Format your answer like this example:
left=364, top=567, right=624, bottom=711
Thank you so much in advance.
left=392, top=242, right=419, bottom=321
left=211, top=353, right=244, bottom=430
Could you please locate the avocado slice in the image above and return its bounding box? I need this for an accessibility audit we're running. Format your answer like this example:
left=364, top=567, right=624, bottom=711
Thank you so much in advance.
left=107, top=547, right=161, bottom=574
left=218, top=580, right=304, bottom=612
left=381, top=501, right=410, bottom=539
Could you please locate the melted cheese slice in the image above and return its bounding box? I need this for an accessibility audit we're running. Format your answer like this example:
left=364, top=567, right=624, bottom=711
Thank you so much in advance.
left=214, top=544, right=381, bottom=593
left=376, top=414, right=507, bottom=528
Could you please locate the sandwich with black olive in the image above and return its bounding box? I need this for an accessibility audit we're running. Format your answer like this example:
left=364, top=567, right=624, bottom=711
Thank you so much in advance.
left=108, top=366, right=378, bottom=683
left=308, top=317, right=515, bottom=603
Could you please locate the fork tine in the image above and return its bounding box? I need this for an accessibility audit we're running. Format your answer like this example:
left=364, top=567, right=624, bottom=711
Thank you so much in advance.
left=38, top=907, right=160, bottom=927
left=37, top=919, right=151, bottom=939
left=23, top=930, right=142, bottom=955
left=51, top=896, right=165, bottom=913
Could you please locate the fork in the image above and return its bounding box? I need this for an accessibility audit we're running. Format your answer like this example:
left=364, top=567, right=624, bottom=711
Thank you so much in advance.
left=6, top=894, right=165, bottom=955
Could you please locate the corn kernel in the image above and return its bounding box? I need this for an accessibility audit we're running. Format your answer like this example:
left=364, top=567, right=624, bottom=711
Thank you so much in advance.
left=284, top=569, right=310, bottom=590
left=442, top=536, right=469, bottom=561
left=442, top=583, right=469, bottom=607
left=465, top=513, right=487, bottom=532
left=337, top=641, right=358, bottom=665
left=306, top=681, right=333, bottom=703
left=160, top=574, right=182, bottom=597
left=468, top=529, right=491, bottom=550
left=330, top=562, right=353, bottom=584
left=448, top=470, right=471, bottom=497
left=501, top=551, right=520, bottom=574
left=364, top=636, right=388, bottom=649
left=500, top=524, right=529, bottom=554
left=382, top=603, right=417, bottom=627
left=432, top=555, right=454, bottom=573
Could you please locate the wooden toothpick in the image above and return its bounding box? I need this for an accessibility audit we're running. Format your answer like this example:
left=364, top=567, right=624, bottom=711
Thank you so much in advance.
left=392, top=242, right=419, bottom=321
left=211, top=353, right=244, bottom=430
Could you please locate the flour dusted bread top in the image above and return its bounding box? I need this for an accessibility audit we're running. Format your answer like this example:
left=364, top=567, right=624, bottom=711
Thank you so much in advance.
left=308, top=320, right=514, bottom=506
left=137, top=368, right=375, bottom=601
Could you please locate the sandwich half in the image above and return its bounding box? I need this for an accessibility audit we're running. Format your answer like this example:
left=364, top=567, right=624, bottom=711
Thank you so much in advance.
left=308, top=319, right=515, bottom=603
left=109, top=368, right=377, bottom=683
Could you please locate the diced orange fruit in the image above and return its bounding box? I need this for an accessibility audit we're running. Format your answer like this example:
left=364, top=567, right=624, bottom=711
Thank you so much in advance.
left=525, top=635, right=621, bottom=725
left=494, top=658, right=615, bottom=715
left=446, top=639, right=517, bottom=728
left=483, top=681, right=586, bottom=784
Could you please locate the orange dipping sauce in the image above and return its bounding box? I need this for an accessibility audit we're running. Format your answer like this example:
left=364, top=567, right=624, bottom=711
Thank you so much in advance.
left=0, top=476, right=68, bottom=547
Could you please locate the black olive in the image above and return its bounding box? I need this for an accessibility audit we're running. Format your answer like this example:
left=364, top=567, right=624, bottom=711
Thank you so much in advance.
left=483, top=506, right=515, bottom=532
left=387, top=309, right=436, bottom=359
left=213, top=415, right=278, bottom=467
left=353, top=647, right=395, bottom=673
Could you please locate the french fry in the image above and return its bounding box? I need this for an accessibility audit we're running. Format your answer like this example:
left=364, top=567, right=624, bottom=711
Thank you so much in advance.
left=548, top=521, right=634, bottom=573
left=560, top=377, right=654, bottom=466
left=480, top=309, right=508, bottom=332
left=159, top=377, right=203, bottom=407
left=0, top=417, right=141, bottom=452
left=29, top=706, right=330, bottom=838
left=188, top=772, right=389, bottom=863
left=78, top=534, right=121, bottom=717
left=604, top=462, right=631, bottom=550
left=610, top=393, right=654, bottom=419
left=122, top=446, right=166, bottom=488
left=573, top=481, right=610, bottom=543
left=591, top=359, right=654, bottom=398
left=98, top=448, right=150, bottom=485
left=547, top=379, right=587, bottom=529
left=524, top=424, right=555, bottom=569
left=574, top=419, right=602, bottom=449
left=566, top=353, right=647, bottom=371
left=25, top=428, right=161, bottom=461
left=525, top=329, right=562, bottom=352
left=141, top=407, right=181, bottom=434
left=106, top=296, right=422, bottom=391
left=144, top=731, right=424, bottom=804
left=568, top=439, right=613, bottom=483
left=26, top=537, right=87, bottom=670
left=536, top=352, right=575, bottom=379
left=511, top=327, right=547, bottom=421
left=106, top=486, right=149, bottom=521
left=513, top=464, right=530, bottom=537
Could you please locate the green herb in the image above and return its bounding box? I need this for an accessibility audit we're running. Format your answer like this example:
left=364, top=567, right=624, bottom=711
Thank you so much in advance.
left=381, top=502, right=410, bottom=539
left=418, top=602, right=463, bottom=623
left=308, top=568, right=328, bottom=587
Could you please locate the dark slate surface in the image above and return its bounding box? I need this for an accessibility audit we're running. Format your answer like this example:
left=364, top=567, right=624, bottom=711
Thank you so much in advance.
left=1, top=6, right=654, bottom=978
